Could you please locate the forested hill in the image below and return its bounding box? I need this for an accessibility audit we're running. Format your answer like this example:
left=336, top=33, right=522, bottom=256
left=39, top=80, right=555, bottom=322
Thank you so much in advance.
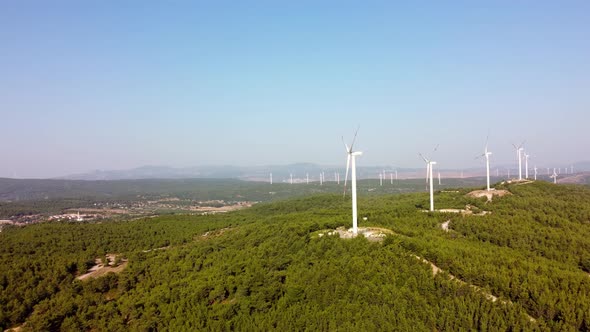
left=1, top=181, right=590, bottom=330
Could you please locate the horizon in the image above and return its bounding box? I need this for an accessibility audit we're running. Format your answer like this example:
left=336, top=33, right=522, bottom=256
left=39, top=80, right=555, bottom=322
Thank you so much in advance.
left=2, top=2, right=589, bottom=178
left=3, top=160, right=586, bottom=180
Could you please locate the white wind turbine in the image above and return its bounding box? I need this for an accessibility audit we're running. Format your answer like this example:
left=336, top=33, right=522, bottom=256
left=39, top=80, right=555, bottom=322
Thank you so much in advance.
left=290, top=173, right=293, bottom=184
left=534, top=165, right=538, bottom=180
left=512, top=141, right=525, bottom=180
left=476, top=137, right=493, bottom=191
left=343, top=128, right=363, bottom=235
left=419, top=145, right=438, bottom=212
left=270, top=172, right=273, bottom=185
left=306, top=173, right=309, bottom=184
left=550, top=168, right=558, bottom=184
left=524, top=153, right=530, bottom=179
left=379, top=173, right=383, bottom=186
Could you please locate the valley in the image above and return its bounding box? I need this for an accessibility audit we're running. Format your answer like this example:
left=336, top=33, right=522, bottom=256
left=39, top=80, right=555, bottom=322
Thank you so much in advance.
left=1, top=180, right=590, bottom=330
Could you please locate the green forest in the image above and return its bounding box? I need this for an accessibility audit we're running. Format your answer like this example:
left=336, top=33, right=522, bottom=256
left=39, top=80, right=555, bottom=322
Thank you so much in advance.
left=1, top=181, right=590, bottom=331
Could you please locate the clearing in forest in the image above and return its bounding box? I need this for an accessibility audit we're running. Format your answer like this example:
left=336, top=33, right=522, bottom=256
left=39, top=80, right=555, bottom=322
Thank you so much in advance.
left=76, top=254, right=128, bottom=281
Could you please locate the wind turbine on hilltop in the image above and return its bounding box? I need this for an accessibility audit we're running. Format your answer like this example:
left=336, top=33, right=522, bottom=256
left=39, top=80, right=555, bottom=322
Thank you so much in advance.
left=419, top=145, right=438, bottom=212
left=343, top=127, right=363, bottom=235
left=534, top=166, right=538, bottom=180
left=476, top=136, right=493, bottom=191
left=511, top=141, right=525, bottom=180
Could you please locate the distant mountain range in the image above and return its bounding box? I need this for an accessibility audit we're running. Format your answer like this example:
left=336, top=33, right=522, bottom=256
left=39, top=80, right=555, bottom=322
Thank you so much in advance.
left=56, top=161, right=590, bottom=181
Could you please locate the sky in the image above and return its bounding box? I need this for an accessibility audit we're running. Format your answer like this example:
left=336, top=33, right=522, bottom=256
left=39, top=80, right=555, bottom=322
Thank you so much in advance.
left=1, top=1, right=589, bottom=178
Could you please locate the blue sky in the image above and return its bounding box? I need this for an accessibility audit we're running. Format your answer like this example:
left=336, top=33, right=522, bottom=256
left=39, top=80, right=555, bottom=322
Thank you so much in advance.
left=1, top=1, right=589, bottom=178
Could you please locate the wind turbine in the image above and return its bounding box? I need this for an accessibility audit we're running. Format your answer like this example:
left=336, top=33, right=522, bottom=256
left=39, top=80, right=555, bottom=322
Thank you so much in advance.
left=438, top=172, right=441, bottom=185
left=306, top=173, right=309, bottom=184
left=534, top=165, right=538, bottom=180
left=477, top=136, right=493, bottom=191
left=571, top=165, right=574, bottom=174
left=390, top=173, right=393, bottom=185
left=379, top=173, right=383, bottom=186
left=290, top=173, right=293, bottom=185
left=550, top=168, right=558, bottom=184
left=512, top=141, right=525, bottom=180
left=343, top=128, right=363, bottom=235
left=524, top=153, right=530, bottom=179
left=270, top=172, right=273, bottom=185
left=419, top=145, right=438, bottom=212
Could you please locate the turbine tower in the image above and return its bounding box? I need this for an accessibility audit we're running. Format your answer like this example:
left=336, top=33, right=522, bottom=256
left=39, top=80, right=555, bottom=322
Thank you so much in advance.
left=419, top=145, right=438, bottom=212
left=477, top=137, right=493, bottom=191
left=290, top=173, right=293, bottom=185
left=512, top=141, right=525, bottom=180
left=438, top=172, right=441, bottom=185
left=270, top=173, right=273, bottom=185
left=534, top=166, right=538, bottom=180
left=343, top=128, right=363, bottom=235
left=524, top=153, right=530, bottom=179
left=379, top=173, right=383, bottom=186
left=306, top=173, right=309, bottom=184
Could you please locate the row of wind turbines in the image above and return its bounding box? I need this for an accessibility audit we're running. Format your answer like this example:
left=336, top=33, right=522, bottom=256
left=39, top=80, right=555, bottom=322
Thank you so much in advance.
left=341, top=129, right=569, bottom=235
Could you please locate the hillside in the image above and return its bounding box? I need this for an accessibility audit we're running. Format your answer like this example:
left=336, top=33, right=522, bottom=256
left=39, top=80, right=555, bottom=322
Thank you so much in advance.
left=1, top=181, right=590, bottom=330
left=558, top=172, right=590, bottom=185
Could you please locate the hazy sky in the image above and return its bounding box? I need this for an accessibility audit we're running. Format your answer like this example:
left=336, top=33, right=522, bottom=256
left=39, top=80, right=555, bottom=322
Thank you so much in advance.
left=1, top=1, right=589, bottom=178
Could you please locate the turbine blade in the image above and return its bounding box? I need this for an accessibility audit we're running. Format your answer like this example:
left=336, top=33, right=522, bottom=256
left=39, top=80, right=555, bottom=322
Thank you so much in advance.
left=343, top=154, right=351, bottom=196
left=418, top=153, right=429, bottom=163
left=342, top=136, right=350, bottom=153
left=432, top=144, right=439, bottom=154
left=349, top=126, right=360, bottom=151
